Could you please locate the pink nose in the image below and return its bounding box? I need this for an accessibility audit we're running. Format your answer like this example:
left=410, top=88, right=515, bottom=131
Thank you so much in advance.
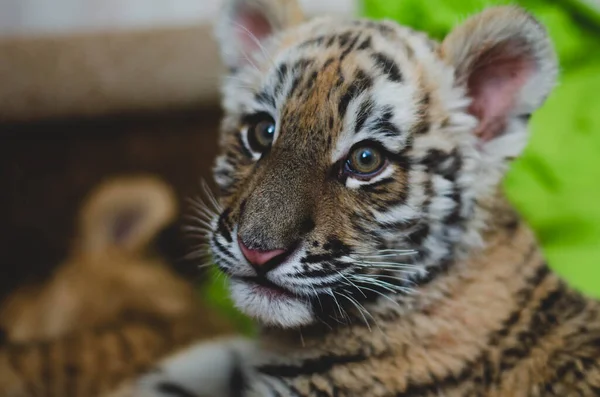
left=239, top=240, right=287, bottom=267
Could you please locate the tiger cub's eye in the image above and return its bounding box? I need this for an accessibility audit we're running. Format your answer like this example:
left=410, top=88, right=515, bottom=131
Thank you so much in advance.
left=247, top=116, right=276, bottom=153
left=344, top=145, right=387, bottom=179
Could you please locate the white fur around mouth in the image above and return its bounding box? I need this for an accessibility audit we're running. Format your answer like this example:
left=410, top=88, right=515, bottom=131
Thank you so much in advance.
left=229, top=278, right=314, bottom=328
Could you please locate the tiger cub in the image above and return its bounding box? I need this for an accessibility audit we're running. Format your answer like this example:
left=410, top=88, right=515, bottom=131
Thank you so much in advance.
left=136, top=1, right=600, bottom=396
left=0, top=176, right=232, bottom=397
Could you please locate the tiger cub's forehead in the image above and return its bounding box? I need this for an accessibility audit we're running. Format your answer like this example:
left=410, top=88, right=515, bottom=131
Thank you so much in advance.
left=223, top=17, right=442, bottom=157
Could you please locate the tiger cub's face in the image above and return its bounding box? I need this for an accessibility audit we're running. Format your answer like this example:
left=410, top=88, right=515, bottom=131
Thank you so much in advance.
left=200, top=0, right=557, bottom=327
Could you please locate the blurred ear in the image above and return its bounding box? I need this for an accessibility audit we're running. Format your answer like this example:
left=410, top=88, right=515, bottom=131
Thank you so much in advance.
left=441, top=6, right=557, bottom=157
left=215, top=0, right=305, bottom=71
left=77, top=176, right=177, bottom=256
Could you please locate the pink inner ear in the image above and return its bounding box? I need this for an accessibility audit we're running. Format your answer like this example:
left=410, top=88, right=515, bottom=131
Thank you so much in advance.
left=111, top=208, right=143, bottom=245
left=467, top=41, right=536, bottom=142
left=235, top=8, right=273, bottom=57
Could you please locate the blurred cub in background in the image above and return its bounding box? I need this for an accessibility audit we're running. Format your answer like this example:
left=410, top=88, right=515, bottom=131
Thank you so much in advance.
left=0, top=175, right=232, bottom=397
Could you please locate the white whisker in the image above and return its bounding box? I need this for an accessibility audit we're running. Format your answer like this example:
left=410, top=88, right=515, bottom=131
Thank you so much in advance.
left=355, top=262, right=420, bottom=271
left=353, top=285, right=401, bottom=308
left=337, top=291, right=370, bottom=331
left=374, top=273, right=419, bottom=286
left=353, top=252, right=416, bottom=259
left=200, top=179, right=222, bottom=212
left=183, top=218, right=214, bottom=231
left=354, top=249, right=417, bottom=255
left=326, top=289, right=348, bottom=323
left=310, top=285, right=324, bottom=311
left=230, top=20, right=276, bottom=68
left=350, top=275, right=415, bottom=295
left=337, top=291, right=380, bottom=333
left=336, top=271, right=366, bottom=298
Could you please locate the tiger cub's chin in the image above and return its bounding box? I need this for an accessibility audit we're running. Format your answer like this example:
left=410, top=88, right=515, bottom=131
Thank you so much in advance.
left=229, top=278, right=314, bottom=328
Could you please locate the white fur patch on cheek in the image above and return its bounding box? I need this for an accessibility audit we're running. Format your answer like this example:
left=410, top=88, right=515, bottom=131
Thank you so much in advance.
left=229, top=279, right=314, bottom=328
left=345, top=164, right=396, bottom=189
left=213, top=155, right=236, bottom=189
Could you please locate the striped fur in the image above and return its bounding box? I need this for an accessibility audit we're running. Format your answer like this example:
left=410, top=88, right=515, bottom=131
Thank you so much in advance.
left=136, top=2, right=600, bottom=396
left=0, top=177, right=232, bottom=396
left=0, top=314, right=216, bottom=397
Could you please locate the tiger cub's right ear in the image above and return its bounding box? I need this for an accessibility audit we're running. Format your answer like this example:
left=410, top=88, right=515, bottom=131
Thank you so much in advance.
left=215, top=0, right=305, bottom=72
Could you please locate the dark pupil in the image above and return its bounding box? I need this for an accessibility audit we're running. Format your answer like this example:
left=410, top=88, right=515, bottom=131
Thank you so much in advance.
left=260, top=123, right=275, bottom=141
left=358, top=149, right=375, bottom=166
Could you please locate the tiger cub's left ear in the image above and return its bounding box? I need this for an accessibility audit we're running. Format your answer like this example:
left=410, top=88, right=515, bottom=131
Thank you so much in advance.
left=215, top=0, right=305, bottom=72
left=441, top=6, right=558, bottom=156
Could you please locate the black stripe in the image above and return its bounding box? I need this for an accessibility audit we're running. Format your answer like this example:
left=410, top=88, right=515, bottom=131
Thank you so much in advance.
left=354, top=98, right=373, bottom=134
left=419, top=148, right=462, bottom=181
left=544, top=341, right=600, bottom=391
left=371, top=52, right=402, bottom=82
left=488, top=260, right=548, bottom=345
left=157, top=382, right=199, bottom=397
left=301, top=253, right=336, bottom=264
left=519, top=113, right=532, bottom=123
left=212, top=234, right=235, bottom=261
left=396, top=362, right=474, bottom=397
left=389, top=148, right=412, bottom=170
left=258, top=353, right=367, bottom=377
left=360, top=177, right=395, bottom=193
left=289, top=74, right=303, bottom=97
left=337, top=32, right=351, bottom=47
left=338, top=70, right=372, bottom=120
left=255, top=91, right=275, bottom=108
left=376, top=23, right=395, bottom=35
left=293, top=58, right=314, bottom=71
left=273, top=63, right=289, bottom=97
left=496, top=282, right=586, bottom=375
left=413, top=94, right=431, bottom=135
left=339, top=34, right=360, bottom=61
left=415, top=256, right=453, bottom=287
left=373, top=107, right=401, bottom=137
left=299, top=35, right=325, bottom=48
left=299, top=268, right=337, bottom=278
left=443, top=185, right=462, bottom=225
left=229, top=352, right=249, bottom=397
left=323, top=237, right=351, bottom=256
left=216, top=209, right=233, bottom=243
left=412, top=119, right=430, bottom=135
left=357, top=36, right=372, bottom=51
left=304, top=71, right=319, bottom=92
left=406, top=223, right=429, bottom=246
left=372, top=193, right=409, bottom=210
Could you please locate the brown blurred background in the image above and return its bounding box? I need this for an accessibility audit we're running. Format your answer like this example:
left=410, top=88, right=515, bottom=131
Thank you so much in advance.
left=1, top=106, right=221, bottom=299
left=0, top=0, right=355, bottom=301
